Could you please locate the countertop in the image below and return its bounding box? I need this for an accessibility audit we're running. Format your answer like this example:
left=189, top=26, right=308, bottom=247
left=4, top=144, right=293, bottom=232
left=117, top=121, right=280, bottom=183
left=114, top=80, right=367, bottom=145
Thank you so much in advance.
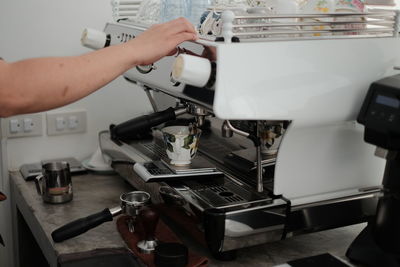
left=11, top=171, right=131, bottom=266
left=10, top=171, right=363, bottom=267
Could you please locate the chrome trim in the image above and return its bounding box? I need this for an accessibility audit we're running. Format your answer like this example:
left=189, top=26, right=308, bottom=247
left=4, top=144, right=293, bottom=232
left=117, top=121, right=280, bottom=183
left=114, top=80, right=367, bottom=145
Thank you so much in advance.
left=109, top=206, right=122, bottom=216
left=292, top=191, right=380, bottom=211
left=142, top=86, right=159, bottom=112
left=225, top=120, right=250, bottom=138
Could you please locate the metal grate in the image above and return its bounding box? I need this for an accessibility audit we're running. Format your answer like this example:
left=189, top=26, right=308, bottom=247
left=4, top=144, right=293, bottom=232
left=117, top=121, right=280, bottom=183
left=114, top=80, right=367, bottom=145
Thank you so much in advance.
left=111, top=0, right=142, bottom=21
left=201, top=9, right=399, bottom=43
left=183, top=179, right=263, bottom=208
left=142, top=142, right=169, bottom=161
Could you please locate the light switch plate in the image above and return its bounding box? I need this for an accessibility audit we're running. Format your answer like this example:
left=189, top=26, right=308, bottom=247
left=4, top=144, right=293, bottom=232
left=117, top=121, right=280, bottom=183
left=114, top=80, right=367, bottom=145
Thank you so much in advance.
left=1, top=113, right=43, bottom=138
left=47, top=110, right=86, bottom=136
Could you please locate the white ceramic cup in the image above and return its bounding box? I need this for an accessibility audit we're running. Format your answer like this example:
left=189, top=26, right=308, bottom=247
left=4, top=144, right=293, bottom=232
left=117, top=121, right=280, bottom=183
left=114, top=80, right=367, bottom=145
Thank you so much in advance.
left=161, top=126, right=202, bottom=166
left=258, top=123, right=284, bottom=155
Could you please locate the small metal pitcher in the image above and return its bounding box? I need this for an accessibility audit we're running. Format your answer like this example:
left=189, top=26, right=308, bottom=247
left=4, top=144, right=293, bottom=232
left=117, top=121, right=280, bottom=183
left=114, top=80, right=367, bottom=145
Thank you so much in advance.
left=35, top=162, right=73, bottom=204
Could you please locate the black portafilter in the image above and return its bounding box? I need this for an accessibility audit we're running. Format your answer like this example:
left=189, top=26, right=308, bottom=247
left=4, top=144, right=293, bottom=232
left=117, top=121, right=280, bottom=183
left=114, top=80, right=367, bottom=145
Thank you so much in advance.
left=52, top=208, right=114, bottom=243
left=110, top=107, right=182, bottom=141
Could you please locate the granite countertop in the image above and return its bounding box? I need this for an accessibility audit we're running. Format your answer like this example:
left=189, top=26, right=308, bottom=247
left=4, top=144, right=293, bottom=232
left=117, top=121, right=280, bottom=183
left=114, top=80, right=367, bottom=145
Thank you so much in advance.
left=10, top=171, right=363, bottom=267
left=11, top=171, right=133, bottom=266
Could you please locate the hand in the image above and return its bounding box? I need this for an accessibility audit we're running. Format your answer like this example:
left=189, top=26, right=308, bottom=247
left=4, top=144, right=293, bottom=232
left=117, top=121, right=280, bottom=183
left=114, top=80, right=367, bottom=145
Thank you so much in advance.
left=127, top=18, right=198, bottom=66
left=0, top=191, right=6, bottom=201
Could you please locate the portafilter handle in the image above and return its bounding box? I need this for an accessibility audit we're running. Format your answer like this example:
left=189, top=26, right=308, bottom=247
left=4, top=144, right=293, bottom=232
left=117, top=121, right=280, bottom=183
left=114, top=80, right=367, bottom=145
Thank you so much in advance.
left=51, top=206, right=121, bottom=242
left=110, top=107, right=186, bottom=141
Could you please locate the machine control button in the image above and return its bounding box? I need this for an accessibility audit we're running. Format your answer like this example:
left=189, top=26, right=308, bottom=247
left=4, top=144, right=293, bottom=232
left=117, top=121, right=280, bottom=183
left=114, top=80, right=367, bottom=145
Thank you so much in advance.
left=81, top=28, right=109, bottom=50
left=169, top=73, right=181, bottom=87
left=136, top=64, right=155, bottom=74
left=172, top=54, right=211, bottom=88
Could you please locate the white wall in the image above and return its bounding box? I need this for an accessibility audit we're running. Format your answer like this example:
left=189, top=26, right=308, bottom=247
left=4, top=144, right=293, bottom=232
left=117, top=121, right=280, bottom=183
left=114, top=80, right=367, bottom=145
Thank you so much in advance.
left=0, top=0, right=153, bottom=167
left=1, top=1, right=400, bottom=266
left=0, top=1, right=152, bottom=266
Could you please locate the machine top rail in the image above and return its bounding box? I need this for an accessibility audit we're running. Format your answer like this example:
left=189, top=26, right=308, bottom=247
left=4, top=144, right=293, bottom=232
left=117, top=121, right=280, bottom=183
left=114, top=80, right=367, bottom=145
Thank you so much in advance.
left=198, top=9, right=400, bottom=43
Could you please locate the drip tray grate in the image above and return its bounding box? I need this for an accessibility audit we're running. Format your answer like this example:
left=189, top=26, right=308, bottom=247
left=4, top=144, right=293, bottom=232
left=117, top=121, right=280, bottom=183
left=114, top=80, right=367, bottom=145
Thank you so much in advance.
left=183, top=179, right=266, bottom=208
left=142, top=142, right=169, bottom=161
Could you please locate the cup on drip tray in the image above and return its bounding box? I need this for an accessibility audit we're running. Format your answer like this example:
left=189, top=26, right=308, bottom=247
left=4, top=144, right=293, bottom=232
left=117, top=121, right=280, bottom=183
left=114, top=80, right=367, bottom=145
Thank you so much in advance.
left=258, top=122, right=285, bottom=155
left=161, top=125, right=202, bottom=166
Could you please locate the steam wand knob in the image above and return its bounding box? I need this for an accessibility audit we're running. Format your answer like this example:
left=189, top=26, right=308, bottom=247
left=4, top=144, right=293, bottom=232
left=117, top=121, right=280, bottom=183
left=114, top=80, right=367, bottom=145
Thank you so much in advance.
left=81, top=28, right=111, bottom=50
left=172, top=54, right=211, bottom=88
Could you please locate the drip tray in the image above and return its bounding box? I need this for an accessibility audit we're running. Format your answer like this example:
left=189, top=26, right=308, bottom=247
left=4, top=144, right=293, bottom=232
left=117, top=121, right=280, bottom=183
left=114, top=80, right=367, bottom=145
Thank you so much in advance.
left=183, top=177, right=270, bottom=208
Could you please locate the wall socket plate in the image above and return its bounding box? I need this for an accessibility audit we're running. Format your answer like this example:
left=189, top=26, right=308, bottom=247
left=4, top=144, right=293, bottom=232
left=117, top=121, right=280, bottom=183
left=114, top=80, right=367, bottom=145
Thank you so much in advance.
left=46, top=110, right=87, bottom=136
left=1, top=113, right=43, bottom=138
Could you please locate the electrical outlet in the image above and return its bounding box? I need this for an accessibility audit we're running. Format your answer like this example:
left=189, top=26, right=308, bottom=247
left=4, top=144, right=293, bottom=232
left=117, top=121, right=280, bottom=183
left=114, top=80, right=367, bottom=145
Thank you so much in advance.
left=47, top=110, right=86, bottom=136
left=2, top=113, right=43, bottom=138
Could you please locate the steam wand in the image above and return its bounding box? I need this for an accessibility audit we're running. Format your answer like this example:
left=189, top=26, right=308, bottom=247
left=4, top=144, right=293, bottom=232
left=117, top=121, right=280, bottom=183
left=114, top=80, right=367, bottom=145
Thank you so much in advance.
left=222, top=120, right=263, bottom=193
left=141, top=84, right=159, bottom=112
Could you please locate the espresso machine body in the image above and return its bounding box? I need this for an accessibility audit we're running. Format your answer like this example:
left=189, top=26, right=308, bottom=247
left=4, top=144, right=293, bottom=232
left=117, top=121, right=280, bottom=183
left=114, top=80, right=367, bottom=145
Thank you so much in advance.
left=97, top=11, right=400, bottom=255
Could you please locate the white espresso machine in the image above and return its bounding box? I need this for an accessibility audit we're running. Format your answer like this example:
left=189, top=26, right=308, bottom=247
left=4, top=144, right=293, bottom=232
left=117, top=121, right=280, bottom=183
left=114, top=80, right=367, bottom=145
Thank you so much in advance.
left=82, top=7, right=400, bottom=259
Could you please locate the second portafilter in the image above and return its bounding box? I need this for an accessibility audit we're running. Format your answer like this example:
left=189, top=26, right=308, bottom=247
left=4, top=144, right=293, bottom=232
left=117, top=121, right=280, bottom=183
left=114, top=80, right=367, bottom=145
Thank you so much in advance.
left=52, top=191, right=150, bottom=242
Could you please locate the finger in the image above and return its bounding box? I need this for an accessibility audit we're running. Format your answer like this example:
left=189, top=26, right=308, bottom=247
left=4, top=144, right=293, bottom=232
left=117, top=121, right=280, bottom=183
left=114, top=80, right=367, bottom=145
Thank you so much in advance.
left=167, top=17, right=193, bottom=30
left=166, top=18, right=197, bottom=35
left=179, top=17, right=196, bottom=33
left=170, top=32, right=198, bottom=47
left=164, top=23, right=193, bottom=37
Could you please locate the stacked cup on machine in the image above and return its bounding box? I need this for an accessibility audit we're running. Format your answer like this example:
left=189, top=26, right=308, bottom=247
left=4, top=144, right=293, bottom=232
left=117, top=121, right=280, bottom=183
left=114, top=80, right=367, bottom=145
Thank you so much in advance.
left=111, top=0, right=143, bottom=21
left=160, top=0, right=212, bottom=27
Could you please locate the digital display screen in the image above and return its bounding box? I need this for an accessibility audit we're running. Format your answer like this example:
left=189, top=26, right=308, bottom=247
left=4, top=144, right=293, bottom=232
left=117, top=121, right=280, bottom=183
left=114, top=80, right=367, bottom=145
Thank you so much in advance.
left=376, top=94, right=400, bottom=108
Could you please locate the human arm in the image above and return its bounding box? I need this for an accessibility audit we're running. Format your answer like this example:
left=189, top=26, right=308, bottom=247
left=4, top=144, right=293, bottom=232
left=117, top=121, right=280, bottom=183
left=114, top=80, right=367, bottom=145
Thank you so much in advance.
left=0, top=18, right=197, bottom=117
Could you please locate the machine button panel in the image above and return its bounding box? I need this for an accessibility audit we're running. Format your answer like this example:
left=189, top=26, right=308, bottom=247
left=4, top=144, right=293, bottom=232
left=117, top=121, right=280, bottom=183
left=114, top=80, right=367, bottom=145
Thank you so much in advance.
left=370, top=109, right=397, bottom=123
left=369, top=100, right=398, bottom=124
left=136, top=64, right=155, bottom=74
left=117, top=33, right=135, bottom=43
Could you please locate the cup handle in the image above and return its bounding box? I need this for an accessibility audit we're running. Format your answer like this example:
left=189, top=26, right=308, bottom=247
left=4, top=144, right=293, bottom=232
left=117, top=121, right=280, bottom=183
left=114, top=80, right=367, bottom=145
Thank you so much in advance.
left=35, top=174, right=44, bottom=195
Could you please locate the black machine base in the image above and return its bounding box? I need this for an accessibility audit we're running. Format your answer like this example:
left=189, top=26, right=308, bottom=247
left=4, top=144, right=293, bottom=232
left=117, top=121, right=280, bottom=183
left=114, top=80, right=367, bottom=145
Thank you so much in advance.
left=211, top=250, right=237, bottom=261
left=346, top=225, right=400, bottom=267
